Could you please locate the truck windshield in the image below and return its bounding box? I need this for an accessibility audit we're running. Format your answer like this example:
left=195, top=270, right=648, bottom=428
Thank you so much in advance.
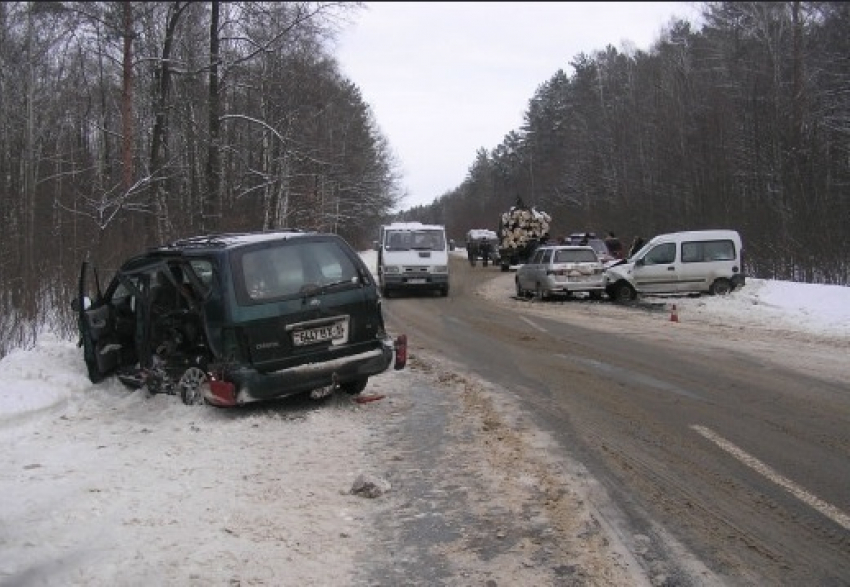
left=385, top=230, right=445, bottom=251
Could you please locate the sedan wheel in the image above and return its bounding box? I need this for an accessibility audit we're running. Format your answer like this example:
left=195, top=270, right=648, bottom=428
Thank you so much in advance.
left=179, top=367, right=208, bottom=405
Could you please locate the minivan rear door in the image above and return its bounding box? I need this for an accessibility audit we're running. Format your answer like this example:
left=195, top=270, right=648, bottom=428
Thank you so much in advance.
left=231, top=238, right=380, bottom=371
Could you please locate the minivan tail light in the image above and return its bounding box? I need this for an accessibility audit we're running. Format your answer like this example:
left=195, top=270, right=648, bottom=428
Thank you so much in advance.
left=394, top=334, right=407, bottom=370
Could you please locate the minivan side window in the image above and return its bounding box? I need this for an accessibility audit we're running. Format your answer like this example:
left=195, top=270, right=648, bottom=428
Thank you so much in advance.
left=681, top=240, right=736, bottom=263
left=643, top=243, right=676, bottom=265
left=540, top=248, right=553, bottom=264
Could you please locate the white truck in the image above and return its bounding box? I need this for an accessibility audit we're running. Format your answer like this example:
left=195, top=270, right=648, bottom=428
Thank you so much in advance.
left=377, top=222, right=450, bottom=297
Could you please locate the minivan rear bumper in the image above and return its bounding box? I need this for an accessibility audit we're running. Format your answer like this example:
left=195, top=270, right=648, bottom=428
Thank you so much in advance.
left=211, top=340, right=395, bottom=406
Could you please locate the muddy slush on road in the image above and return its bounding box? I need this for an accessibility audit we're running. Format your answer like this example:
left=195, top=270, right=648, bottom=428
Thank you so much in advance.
left=355, top=252, right=849, bottom=586
left=353, top=255, right=724, bottom=586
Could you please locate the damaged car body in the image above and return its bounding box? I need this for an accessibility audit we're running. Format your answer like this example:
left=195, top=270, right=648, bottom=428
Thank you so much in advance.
left=73, top=231, right=407, bottom=407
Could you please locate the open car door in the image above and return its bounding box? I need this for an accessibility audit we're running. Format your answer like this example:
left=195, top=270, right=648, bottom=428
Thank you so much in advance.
left=74, top=261, right=122, bottom=383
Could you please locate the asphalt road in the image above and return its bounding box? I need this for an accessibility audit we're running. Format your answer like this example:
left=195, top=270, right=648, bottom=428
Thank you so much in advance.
left=379, top=254, right=850, bottom=586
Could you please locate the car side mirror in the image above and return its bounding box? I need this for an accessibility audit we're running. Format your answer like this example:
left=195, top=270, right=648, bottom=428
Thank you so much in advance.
left=635, top=258, right=645, bottom=267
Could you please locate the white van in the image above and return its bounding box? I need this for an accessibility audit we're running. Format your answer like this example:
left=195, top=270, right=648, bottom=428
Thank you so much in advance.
left=604, top=229, right=744, bottom=302
left=378, top=222, right=450, bottom=297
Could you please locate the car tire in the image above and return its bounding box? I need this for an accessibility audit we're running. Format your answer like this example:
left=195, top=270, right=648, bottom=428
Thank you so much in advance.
left=179, top=366, right=208, bottom=405
left=382, top=286, right=392, bottom=298
left=589, top=291, right=603, bottom=301
left=710, top=278, right=732, bottom=296
left=611, top=281, right=636, bottom=303
left=340, top=377, right=368, bottom=395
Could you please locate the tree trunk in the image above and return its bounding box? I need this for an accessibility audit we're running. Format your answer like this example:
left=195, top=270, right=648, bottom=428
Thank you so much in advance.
left=205, top=0, right=221, bottom=232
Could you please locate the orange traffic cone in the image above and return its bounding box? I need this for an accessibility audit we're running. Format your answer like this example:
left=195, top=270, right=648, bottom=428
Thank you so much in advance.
left=670, top=304, right=679, bottom=323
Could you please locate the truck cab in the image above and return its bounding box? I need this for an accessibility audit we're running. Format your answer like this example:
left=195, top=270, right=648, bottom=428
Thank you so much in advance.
left=378, top=222, right=449, bottom=297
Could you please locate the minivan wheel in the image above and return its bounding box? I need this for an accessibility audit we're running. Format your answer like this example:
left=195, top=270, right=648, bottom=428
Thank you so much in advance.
left=179, top=367, right=208, bottom=405
left=710, top=278, right=732, bottom=296
left=341, top=377, right=368, bottom=395
left=611, top=281, right=636, bottom=303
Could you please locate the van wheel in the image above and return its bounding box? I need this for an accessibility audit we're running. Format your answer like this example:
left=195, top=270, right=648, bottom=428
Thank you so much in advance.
left=340, top=377, right=368, bottom=395
left=710, top=278, right=732, bottom=296
left=515, top=279, right=525, bottom=298
left=611, top=281, right=636, bottom=303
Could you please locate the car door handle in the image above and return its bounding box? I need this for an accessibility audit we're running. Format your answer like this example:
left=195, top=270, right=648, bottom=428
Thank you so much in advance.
left=667, top=267, right=675, bottom=271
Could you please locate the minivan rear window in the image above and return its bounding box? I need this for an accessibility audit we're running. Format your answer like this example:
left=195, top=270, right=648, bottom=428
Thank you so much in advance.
left=235, top=240, right=359, bottom=303
left=681, top=240, right=736, bottom=263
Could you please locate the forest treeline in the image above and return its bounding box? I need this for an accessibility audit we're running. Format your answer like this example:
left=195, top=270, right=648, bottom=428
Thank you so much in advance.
left=401, top=2, right=849, bottom=289
left=0, top=1, right=401, bottom=355
left=1, top=2, right=848, bottom=357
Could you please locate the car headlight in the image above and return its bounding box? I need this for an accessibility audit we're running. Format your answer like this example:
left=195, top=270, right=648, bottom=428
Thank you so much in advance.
left=384, top=266, right=400, bottom=274
left=433, top=265, right=448, bottom=273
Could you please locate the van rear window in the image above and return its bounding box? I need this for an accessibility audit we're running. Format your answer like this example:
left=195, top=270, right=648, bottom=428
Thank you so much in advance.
left=681, top=240, right=736, bottom=263
left=236, top=240, right=359, bottom=302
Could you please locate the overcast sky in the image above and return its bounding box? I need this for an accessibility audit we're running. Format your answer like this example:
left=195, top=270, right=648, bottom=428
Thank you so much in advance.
left=334, top=2, right=701, bottom=210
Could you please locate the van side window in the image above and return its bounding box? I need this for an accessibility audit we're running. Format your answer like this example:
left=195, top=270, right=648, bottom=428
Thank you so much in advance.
left=643, top=243, right=676, bottom=265
left=541, top=249, right=553, bottom=264
left=682, top=240, right=735, bottom=263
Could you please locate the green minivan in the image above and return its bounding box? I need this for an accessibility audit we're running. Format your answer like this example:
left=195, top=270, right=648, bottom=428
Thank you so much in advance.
left=73, top=231, right=406, bottom=406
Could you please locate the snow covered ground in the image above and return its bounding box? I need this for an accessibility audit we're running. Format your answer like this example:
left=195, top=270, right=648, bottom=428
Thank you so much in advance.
left=0, top=250, right=847, bottom=585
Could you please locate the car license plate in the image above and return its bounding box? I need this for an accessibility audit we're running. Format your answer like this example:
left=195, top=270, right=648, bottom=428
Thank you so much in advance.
left=408, top=278, right=426, bottom=284
left=292, top=320, right=347, bottom=346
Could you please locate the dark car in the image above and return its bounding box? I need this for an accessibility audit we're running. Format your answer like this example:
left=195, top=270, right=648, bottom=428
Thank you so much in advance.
left=568, top=232, right=615, bottom=264
left=72, top=231, right=406, bottom=407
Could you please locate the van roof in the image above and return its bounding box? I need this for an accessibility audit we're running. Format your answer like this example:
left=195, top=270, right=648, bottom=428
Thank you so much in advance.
left=650, top=229, right=741, bottom=242
left=384, top=222, right=445, bottom=231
